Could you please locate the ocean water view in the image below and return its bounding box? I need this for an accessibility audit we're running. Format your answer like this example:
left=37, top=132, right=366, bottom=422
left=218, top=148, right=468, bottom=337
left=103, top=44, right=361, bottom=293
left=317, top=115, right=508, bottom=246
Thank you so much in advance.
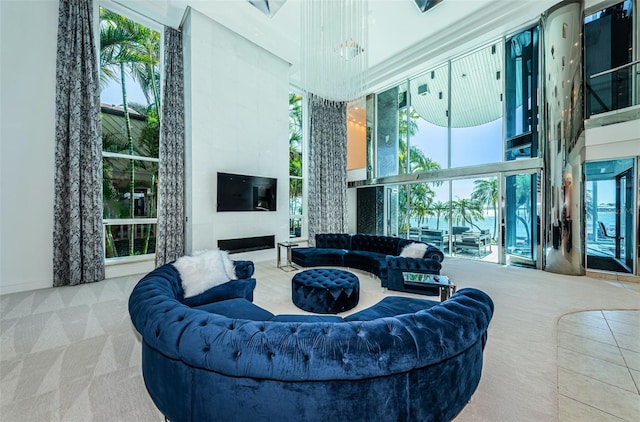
left=409, top=214, right=498, bottom=237
left=408, top=211, right=620, bottom=240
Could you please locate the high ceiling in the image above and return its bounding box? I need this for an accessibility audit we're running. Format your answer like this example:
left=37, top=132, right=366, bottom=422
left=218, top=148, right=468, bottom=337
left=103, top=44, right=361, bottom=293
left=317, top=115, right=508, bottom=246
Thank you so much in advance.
left=114, top=0, right=561, bottom=91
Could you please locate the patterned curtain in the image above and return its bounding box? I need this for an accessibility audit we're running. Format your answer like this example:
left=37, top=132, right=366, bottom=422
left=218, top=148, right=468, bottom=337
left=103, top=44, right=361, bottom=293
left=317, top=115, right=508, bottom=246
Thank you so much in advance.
left=307, top=94, right=349, bottom=246
left=53, top=0, right=104, bottom=287
left=155, top=27, right=185, bottom=266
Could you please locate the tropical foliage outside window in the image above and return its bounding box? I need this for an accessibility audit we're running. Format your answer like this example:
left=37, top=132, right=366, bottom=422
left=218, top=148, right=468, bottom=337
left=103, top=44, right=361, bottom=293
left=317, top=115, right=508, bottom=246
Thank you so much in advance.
left=397, top=105, right=442, bottom=234
left=100, top=8, right=161, bottom=259
left=289, top=93, right=303, bottom=238
left=395, top=100, right=500, bottom=249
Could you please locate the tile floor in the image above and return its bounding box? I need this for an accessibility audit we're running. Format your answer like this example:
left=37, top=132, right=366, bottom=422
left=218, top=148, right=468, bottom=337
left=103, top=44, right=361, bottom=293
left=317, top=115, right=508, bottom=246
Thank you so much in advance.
left=557, top=309, right=640, bottom=421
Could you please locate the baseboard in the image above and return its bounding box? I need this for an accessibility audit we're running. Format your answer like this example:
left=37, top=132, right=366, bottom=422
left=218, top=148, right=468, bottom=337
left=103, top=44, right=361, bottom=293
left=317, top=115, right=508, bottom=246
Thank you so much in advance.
left=0, top=278, right=52, bottom=295
left=586, top=270, right=640, bottom=284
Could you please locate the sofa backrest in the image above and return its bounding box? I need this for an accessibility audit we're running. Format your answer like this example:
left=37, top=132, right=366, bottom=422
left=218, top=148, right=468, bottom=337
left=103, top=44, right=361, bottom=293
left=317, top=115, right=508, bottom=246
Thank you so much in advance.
left=129, top=266, right=494, bottom=381
left=397, top=238, right=445, bottom=262
left=315, top=233, right=352, bottom=249
left=351, top=234, right=401, bottom=255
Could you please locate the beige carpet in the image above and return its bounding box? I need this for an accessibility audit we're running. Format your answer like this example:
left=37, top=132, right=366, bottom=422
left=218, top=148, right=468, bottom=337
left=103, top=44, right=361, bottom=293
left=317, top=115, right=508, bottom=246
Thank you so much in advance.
left=1, top=257, right=638, bottom=421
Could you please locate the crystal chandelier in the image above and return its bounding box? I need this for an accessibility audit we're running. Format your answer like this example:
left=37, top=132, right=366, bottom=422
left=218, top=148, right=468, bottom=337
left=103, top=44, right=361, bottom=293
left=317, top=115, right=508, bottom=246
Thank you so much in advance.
left=300, top=0, right=369, bottom=103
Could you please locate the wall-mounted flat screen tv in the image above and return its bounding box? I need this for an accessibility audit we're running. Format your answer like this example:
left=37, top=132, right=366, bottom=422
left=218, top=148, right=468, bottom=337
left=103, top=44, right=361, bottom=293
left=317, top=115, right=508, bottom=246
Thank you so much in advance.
left=217, top=172, right=277, bottom=212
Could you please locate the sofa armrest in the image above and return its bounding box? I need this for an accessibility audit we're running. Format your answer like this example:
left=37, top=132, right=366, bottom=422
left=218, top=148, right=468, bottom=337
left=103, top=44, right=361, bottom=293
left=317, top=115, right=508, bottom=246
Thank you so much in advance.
left=233, top=260, right=255, bottom=279
left=422, top=245, right=445, bottom=263
left=385, top=256, right=442, bottom=293
left=182, top=278, right=257, bottom=307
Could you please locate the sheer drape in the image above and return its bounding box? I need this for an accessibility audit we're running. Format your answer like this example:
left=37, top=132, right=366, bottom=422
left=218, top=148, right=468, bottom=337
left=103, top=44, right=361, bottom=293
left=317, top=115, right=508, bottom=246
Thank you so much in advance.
left=53, top=0, right=104, bottom=287
left=307, top=94, right=348, bottom=246
left=155, top=27, right=185, bottom=266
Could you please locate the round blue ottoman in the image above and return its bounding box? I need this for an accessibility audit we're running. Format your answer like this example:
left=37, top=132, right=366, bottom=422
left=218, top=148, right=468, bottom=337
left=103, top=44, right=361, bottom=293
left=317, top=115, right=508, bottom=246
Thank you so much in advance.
left=292, top=268, right=360, bottom=314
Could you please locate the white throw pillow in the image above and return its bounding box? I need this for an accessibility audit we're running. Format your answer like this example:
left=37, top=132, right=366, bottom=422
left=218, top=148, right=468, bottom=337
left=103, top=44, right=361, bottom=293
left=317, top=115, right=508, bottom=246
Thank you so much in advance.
left=399, top=242, right=428, bottom=258
left=173, top=249, right=237, bottom=298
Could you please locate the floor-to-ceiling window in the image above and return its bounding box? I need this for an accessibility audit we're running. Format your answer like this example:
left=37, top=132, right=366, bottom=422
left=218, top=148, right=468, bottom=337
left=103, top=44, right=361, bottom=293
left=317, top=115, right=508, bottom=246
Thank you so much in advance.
left=358, top=5, right=639, bottom=274
left=369, top=29, right=539, bottom=265
left=289, top=92, right=304, bottom=238
left=416, top=181, right=451, bottom=252
left=409, top=65, right=450, bottom=169
left=450, top=44, right=503, bottom=168
left=505, top=26, right=539, bottom=161
left=451, top=177, right=498, bottom=263
left=504, top=171, right=539, bottom=267
left=100, top=7, right=161, bottom=261
left=585, top=158, right=636, bottom=274
left=585, top=0, right=635, bottom=116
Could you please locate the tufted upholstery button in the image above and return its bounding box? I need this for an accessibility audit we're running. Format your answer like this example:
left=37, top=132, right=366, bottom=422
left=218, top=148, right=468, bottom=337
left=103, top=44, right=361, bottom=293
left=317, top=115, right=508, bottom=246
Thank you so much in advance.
left=203, top=345, right=210, bottom=353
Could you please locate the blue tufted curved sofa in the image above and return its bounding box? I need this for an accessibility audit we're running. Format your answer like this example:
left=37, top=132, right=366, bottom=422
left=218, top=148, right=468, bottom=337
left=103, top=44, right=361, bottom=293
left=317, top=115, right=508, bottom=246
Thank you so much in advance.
left=129, top=262, right=494, bottom=422
left=291, top=233, right=445, bottom=287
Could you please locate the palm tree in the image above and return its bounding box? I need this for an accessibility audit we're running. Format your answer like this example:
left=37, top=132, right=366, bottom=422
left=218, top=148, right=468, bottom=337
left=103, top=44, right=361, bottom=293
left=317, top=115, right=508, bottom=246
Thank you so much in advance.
left=450, top=197, right=485, bottom=231
left=289, top=93, right=303, bottom=178
left=405, top=150, right=440, bottom=229
left=397, top=107, right=420, bottom=174
left=431, top=201, right=449, bottom=230
left=395, top=107, right=442, bottom=234
left=471, top=178, right=499, bottom=240
left=514, top=174, right=533, bottom=245
left=100, top=9, right=159, bottom=256
left=101, top=9, right=160, bottom=111
left=409, top=183, right=435, bottom=227
left=289, top=94, right=303, bottom=218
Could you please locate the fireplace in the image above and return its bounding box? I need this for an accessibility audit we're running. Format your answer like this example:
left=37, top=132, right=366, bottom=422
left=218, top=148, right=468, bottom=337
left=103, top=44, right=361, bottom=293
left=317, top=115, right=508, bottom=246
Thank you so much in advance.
left=218, top=235, right=275, bottom=254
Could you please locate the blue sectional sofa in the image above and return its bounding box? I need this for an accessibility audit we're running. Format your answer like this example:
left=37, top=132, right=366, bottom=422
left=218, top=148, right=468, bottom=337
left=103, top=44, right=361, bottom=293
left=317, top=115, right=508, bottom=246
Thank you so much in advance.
left=129, top=262, right=494, bottom=422
left=291, top=233, right=445, bottom=287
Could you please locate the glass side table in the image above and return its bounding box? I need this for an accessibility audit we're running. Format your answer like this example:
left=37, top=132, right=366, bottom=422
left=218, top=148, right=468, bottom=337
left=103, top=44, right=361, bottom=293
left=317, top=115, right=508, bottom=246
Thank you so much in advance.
left=277, top=241, right=299, bottom=272
left=401, top=272, right=456, bottom=301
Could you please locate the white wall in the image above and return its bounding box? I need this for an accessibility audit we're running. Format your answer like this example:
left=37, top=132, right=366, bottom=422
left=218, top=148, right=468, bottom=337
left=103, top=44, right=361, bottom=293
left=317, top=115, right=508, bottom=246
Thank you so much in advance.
left=585, top=119, right=640, bottom=161
left=183, top=9, right=290, bottom=259
left=0, top=0, right=58, bottom=294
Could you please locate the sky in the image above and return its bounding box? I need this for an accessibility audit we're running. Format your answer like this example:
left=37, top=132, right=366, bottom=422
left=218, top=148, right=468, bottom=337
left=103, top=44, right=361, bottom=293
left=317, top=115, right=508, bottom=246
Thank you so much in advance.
left=101, top=68, right=617, bottom=207
left=408, top=116, right=502, bottom=200
left=100, top=70, right=149, bottom=107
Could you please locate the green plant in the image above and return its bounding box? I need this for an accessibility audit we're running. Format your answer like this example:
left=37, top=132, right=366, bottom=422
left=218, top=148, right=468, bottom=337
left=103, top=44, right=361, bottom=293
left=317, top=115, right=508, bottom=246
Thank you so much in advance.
left=100, top=8, right=160, bottom=257
left=471, top=178, right=498, bottom=240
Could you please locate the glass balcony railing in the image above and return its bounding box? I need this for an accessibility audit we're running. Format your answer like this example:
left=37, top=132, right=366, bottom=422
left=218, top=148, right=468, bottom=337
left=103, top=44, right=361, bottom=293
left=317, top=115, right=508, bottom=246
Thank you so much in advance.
left=586, top=60, right=640, bottom=117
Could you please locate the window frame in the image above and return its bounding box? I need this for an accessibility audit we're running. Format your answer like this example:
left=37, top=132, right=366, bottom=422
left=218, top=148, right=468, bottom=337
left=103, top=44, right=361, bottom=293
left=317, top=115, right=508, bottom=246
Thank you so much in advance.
left=99, top=1, right=164, bottom=264
left=288, top=90, right=306, bottom=240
